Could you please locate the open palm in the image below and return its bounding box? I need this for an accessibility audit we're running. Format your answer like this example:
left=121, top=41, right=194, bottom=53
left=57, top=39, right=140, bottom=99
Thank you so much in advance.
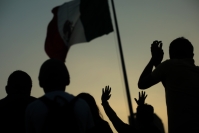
left=101, top=86, right=111, bottom=102
left=134, top=91, right=147, bottom=106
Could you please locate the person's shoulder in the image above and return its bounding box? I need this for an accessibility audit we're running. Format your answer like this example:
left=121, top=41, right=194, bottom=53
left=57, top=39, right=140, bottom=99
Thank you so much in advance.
left=30, top=95, right=37, bottom=99
left=45, top=91, right=75, bottom=102
left=27, top=99, right=42, bottom=107
left=0, top=96, right=8, bottom=103
left=75, top=97, right=89, bottom=107
left=44, top=92, right=89, bottom=110
left=0, top=96, right=8, bottom=107
left=26, top=98, right=45, bottom=112
left=61, top=92, right=75, bottom=100
left=165, top=58, right=195, bottom=65
left=161, top=59, right=173, bottom=65
left=196, top=66, right=199, bottom=71
left=73, top=97, right=91, bottom=114
left=155, top=59, right=173, bottom=69
left=29, top=96, right=37, bottom=102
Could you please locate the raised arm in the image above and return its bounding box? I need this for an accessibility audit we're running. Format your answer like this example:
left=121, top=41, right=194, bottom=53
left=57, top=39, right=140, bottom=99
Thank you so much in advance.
left=138, top=41, right=164, bottom=89
left=101, top=86, right=130, bottom=133
left=134, top=91, right=147, bottom=106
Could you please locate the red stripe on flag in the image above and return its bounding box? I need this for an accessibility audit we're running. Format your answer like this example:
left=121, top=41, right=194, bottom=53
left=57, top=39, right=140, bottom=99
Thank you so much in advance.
left=45, top=7, right=69, bottom=62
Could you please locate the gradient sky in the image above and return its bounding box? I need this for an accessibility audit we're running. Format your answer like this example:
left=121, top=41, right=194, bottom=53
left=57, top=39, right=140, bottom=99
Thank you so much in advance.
left=0, top=0, right=199, bottom=133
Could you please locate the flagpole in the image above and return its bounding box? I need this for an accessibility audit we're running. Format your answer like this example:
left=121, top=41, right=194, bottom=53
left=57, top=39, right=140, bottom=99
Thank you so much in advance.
left=110, top=0, right=135, bottom=126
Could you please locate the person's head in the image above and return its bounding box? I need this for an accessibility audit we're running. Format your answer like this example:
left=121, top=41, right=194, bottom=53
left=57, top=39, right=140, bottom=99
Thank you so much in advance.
left=169, top=37, right=194, bottom=59
left=136, top=104, right=154, bottom=125
left=38, top=59, right=70, bottom=93
left=6, top=70, right=32, bottom=95
left=77, top=93, right=103, bottom=123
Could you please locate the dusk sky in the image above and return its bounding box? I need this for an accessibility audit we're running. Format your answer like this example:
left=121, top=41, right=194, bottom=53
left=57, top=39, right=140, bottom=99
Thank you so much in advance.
left=0, top=0, right=199, bottom=133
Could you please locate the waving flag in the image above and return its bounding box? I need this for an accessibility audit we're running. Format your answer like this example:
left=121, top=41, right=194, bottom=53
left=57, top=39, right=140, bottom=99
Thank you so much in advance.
left=45, top=0, right=113, bottom=62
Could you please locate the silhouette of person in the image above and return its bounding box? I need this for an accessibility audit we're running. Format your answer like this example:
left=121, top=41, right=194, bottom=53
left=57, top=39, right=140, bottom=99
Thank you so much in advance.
left=77, top=93, right=113, bottom=133
left=138, top=37, right=199, bottom=133
left=134, top=91, right=161, bottom=133
left=133, top=113, right=165, bottom=133
left=153, top=113, right=165, bottom=133
left=0, top=70, right=36, bottom=133
left=101, top=86, right=161, bottom=133
left=25, top=59, right=94, bottom=133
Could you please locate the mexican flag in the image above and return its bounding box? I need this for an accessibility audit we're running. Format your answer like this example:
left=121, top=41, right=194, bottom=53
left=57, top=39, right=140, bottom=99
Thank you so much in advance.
left=45, top=0, right=113, bottom=62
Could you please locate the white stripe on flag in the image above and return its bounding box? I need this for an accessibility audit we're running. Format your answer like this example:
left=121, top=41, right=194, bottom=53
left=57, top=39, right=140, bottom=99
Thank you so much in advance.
left=57, top=0, right=87, bottom=47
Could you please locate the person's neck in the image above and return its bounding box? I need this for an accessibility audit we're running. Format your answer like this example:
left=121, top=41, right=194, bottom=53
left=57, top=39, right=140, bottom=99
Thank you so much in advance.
left=43, top=86, right=65, bottom=93
left=7, top=93, right=30, bottom=98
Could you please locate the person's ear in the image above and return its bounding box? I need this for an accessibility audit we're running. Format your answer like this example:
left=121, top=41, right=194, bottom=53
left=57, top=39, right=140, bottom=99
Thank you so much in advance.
left=5, top=85, right=8, bottom=94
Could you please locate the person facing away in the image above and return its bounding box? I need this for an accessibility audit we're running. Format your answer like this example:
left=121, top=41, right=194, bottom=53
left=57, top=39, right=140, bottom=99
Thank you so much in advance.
left=25, top=59, right=95, bottom=133
left=101, top=86, right=161, bottom=133
left=138, top=37, right=199, bottom=133
left=134, top=91, right=162, bottom=133
left=77, top=93, right=113, bottom=133
left=0, top=70, right=36, bottom=133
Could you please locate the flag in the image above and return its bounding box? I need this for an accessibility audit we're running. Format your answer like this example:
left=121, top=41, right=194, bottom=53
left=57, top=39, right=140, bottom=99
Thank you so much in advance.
left=45, top=0, right=113, bottom=62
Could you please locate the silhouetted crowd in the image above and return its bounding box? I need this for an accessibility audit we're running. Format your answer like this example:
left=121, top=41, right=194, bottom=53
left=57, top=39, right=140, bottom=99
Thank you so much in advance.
left=1, top=37, right=199, bottom=133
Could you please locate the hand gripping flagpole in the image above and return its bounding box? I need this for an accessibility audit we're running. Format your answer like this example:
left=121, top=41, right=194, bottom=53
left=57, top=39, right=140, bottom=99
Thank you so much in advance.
left=110, top=0, right=135, bottom=126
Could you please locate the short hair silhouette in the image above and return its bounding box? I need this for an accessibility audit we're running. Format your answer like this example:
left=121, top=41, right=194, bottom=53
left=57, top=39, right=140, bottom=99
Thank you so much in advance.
left=169, top=37, right=194, bottom=59
left=77, top=93, right=103, bottom=122
left=38, top=59, right=70, bottom=92
left=136, top=104, right=154, bottom=123
left=6, top=70, right=32, bottom=95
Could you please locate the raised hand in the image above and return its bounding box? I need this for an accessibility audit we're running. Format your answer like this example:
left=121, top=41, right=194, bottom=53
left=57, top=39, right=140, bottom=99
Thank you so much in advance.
left=151, top=40, right=164, bottom=67
left=101, top=86, right=111, bottom=102
left=134, top=91, right=147, bottom=106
